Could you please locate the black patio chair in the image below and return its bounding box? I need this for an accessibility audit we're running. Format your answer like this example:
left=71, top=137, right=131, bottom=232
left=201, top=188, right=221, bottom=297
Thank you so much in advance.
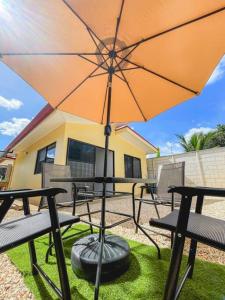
left=0, top=187, right=80, bottom=300
left=39, top=163, right=93, bottom=262
left=150, top=186, right=225, bottom=300
left=135, top=162, right=185, bottom=232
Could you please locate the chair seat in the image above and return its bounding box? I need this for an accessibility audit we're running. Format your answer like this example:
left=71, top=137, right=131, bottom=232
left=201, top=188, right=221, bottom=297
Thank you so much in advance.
left=150, top=210, right=225, bottom=251
left=0, top=211, right=80, bottom=253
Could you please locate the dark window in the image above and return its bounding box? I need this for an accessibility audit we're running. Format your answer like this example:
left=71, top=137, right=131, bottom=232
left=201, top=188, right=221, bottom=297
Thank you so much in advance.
left=0, top=166, right=7, bottom=181
left=67, top=139, right=95, bottom=179
left=67, top=139, right=115, bottom=195
left=35, top=143, right=56, bottom=174
left=67, top=139, right=95, bottom=164
left=124, top=155, right=142, bottom=178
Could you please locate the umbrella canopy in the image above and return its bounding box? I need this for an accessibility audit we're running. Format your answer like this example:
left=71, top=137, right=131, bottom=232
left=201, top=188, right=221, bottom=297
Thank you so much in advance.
left=0, top=1, right=225, bottom=124
left=1, top=2, right=225, bottom=298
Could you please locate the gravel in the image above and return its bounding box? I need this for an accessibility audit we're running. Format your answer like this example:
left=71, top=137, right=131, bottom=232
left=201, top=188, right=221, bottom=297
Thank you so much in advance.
left=0, top=196, right=225, bottom=299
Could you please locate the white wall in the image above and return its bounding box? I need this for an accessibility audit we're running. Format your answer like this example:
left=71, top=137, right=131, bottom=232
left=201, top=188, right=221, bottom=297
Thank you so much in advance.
left=147, top=147, right=225, bottom=188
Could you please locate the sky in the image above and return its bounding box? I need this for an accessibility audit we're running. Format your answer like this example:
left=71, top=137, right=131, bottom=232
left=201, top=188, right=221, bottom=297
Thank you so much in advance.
left=0, top=56, right=224, bottom=155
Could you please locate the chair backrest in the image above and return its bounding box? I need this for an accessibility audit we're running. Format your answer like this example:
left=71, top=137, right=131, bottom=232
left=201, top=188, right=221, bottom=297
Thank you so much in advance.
left=68, top=160, right=94, bottom=191
left=40, top=163, right=73, bottom=208
left=157, top=162, right=185, bottom=202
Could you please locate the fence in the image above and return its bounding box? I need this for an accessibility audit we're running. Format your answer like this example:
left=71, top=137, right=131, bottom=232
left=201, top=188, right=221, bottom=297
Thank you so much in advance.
left=147, top=147, right=225, bottom=188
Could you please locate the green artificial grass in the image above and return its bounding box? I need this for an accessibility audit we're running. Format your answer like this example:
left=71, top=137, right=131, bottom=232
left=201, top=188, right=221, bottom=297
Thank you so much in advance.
left=7, top=224, right=225, bottom=300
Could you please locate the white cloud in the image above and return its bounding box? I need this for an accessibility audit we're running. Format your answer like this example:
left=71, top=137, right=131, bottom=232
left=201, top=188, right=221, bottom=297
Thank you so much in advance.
left=184, top=127, right=214, bottom=141
left=0, top=96, right=23, bottom=110
left=0, top=118, right=30, bottom=136
left=159, top=141, right=183, bottom=156
left=158, top=126, right=215, bottom=156
left=207, top=55, right=225, bottom=85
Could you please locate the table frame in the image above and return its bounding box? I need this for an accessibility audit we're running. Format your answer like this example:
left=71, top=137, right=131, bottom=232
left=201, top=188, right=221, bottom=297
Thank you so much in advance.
left=51, top=177, right=161, bottom=299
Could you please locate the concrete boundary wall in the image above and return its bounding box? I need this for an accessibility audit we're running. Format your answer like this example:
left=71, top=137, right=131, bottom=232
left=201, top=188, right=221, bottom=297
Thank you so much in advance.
left=147, top=147, right=225, bottom=188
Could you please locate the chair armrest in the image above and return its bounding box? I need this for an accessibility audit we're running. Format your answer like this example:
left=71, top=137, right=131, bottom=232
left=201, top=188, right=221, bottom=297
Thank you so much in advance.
left=168, top=186, right=225, bottom=198
left=0, top=188, right=66, bottom=200
left=0, top=188, right=67, bottom=223
left=0, top=189, right=31, bottom=192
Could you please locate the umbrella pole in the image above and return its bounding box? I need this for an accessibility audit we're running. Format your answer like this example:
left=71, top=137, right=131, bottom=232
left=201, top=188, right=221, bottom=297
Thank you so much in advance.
left=94, top=72, right=113, bottom=300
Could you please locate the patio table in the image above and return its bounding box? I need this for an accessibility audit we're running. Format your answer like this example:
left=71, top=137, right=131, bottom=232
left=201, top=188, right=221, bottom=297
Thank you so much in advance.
left=50, top=176, right=158, bottom=233
left=50, top=177, right=160, bottom=288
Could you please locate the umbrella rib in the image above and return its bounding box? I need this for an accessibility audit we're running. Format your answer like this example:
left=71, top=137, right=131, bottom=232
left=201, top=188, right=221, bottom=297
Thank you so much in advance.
left=118, top=6, right=225, bottom=53
left=0, top=52, right=104, bottom=56
left=78, top=54, right=108, bottom=71
left=86, top=28, right=110, bottom=69
left=116, top=43, right=140, bottom=68
left=112, top=0, right=125, bottom=53
left=90, top=71, right=125, bottom=82
left=114, top=73, right=126, bottom=82
left=115, top=58, right=147, bottom=121
left=119, top=66, right=140, bottom=71
left=90, top=72, right=108, bottom=78
left=56, top=61, right=105, bottom=109
left=62, top=0, right=110, bottom=52
left=118, top=56, right=199, bottom=95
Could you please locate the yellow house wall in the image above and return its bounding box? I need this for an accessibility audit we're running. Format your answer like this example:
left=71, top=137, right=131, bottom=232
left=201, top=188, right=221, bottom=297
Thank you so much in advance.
left=10, top=124, right=66, bottom=203
left=10, top=122, right=148, bottom=204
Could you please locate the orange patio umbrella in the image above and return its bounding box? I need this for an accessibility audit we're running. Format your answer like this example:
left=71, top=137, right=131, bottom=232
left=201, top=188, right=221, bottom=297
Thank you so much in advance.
left=0, top=1, right=224, bottom=124
left=0, top=1, right=225, bottom=299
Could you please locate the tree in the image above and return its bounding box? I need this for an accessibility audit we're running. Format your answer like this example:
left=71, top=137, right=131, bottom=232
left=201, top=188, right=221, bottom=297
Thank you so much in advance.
left=156, top=147, right=160, bottom=157
left=177, top=132, right=214, bottom=152
left=204, top=124, right=225, bottom=148
left=177, top=125, right=225, bottom=152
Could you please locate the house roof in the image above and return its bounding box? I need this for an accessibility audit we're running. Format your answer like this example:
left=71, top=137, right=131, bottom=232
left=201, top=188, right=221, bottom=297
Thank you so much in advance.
left=5, top=105, right=157, bottom=154
left=115, top=125, right=157, bottom=153
left=0, top=154, right=16, bottom=164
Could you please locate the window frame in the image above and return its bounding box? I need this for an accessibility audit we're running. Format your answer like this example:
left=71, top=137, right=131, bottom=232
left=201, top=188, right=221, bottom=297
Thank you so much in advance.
left=34, top=142, right=56, bottom=174
left=124, top=154, right=142, bottom=178
left=66, top=138, right=115, bottom=177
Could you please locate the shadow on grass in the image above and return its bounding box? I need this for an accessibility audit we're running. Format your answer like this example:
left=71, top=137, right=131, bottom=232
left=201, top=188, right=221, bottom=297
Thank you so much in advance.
left=7, top=225, right=225, bottom=300
left=33, top=275, right=53, bottom=300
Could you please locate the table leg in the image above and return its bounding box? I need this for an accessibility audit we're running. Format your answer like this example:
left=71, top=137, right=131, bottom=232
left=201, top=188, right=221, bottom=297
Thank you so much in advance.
left=132, top=183, right=161, bottom=259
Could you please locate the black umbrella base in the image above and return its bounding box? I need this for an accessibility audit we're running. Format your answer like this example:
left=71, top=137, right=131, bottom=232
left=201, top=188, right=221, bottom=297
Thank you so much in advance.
left=71, top=234, right=130, bottom=282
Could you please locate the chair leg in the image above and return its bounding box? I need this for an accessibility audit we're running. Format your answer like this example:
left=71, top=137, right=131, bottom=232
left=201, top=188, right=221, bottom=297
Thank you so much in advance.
left=47, top=195, right=71, bottom=300
left=135, top=200, right=142, bottom=233
left=170, top=232, right=174, bottom=249
left=45, top=225, right=72, bottom=264
left=48, top=232, right=53, bottom=256
left=154, top=203, right=160, bottom=219
left=28, top=240, right=38, bottom=275
left=163, top=234, right=186, bottom=300
left=86, top=202, right=93, bottom=234
left=72, top=199, right=76, bottom=216
left=187, top=239, right=198, bottom=279
left=170, top=203, right=174, bottom=248
left=52, top=229, right=71, bottom=300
